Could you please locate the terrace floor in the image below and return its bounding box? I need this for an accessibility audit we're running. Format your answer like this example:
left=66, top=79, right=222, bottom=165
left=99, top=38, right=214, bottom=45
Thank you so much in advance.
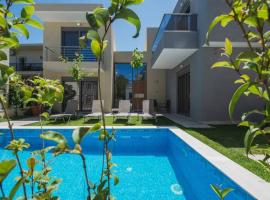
left=163, top=113, right=212, bottom=128
left=0, top=116, right=39, bottom=127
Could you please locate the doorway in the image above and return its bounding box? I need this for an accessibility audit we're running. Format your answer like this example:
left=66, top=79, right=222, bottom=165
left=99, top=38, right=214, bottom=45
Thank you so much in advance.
left=62, top=77, right=98, bottom=112
left=177, top=72, right=190, bottom=115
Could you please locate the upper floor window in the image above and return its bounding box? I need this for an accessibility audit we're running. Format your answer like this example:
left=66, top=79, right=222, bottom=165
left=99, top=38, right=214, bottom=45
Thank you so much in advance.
left=61, top=28, right=96, bottom=62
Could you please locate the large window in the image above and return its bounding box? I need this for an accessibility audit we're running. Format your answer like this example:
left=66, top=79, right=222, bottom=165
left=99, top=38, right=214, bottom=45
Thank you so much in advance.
left=114, top=63, right=147, bottom=111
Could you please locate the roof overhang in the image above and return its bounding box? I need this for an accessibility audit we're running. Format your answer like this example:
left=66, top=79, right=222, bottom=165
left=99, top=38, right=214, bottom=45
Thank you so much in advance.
left=152, top=48, right=197, bottom=69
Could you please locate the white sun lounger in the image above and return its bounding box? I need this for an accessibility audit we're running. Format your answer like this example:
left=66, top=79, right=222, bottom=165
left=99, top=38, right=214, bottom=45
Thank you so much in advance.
left=113, top=100, right=131, bottom=121
left=50, top=100, right=78, bottom=122
left=84, top=100, right=104, bottom=122
left=139, top=100, right=156, bottom=121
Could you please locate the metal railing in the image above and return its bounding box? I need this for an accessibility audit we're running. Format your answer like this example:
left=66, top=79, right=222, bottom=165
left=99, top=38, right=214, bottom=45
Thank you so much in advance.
left=152, top=13, right=197, bottom=52
left=45, top=46, right=97, bottom=62
left=10, top=63, right=43, bottom=71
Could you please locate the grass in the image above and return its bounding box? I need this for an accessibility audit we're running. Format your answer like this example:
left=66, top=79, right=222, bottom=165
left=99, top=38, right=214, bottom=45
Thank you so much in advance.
left=184, top=126, right=270, bottom=182
left=26, top=116, right=270, bottom=182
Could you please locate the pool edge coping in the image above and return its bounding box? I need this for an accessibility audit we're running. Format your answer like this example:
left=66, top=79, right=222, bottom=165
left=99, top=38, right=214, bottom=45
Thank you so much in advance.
left=1, top=125, right=269, bottom=199
left=169, top=127, right=270, bottom=200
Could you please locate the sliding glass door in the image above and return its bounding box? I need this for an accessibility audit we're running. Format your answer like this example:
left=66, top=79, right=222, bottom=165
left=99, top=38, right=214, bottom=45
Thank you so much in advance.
left=114, top=63, right=147, bottom=112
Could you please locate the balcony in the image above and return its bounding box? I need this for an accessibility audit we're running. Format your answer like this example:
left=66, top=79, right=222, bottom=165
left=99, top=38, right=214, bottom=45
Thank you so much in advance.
left=10, top=63, right=43, bottom=72
left=44, top=46, right=101, bottom=73
left=45, top=46, right=97, bottom=62
left=152, top=14, right=198, bottom=69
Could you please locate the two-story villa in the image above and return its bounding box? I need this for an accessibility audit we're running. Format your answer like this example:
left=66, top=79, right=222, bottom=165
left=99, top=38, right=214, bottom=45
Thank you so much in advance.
left=34, top=3, right=165, bottom=114
left=10, top=0, right=260, bottom=124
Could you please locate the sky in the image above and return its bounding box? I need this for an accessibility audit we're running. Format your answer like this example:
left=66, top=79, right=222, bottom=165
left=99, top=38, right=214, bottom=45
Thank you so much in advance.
left=17, top=0, right=178, bottom=51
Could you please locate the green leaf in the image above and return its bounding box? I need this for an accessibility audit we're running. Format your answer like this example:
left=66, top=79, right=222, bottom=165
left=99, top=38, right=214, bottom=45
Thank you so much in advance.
left=248, top=85, right=262, bottom=96
left=40, top=131, right=69, bottom=150
left=0, top=160, right=16, bottom=183
left=94, top=7, right=110, bottom=27
left=220, top=15, right=234, bottom=27
left=244, top=16, right=258, bottom=28
left=257, top=3, right=268, bottom=20
left=91, top=123, right=101, bottom=132
left=210, top=184, right=233, bottom=200
left=206, top=15, right=228, bottom=44
left=210, top=184, right=222, bottom=199
left=40, top=112, right=50, bottom=120
left=102, top=40, right=108, bottom=52
left=237, top=51, right=260, bottom=63
left=26, top=19, right=43, bottom=29
left=86, top=29, right=101, bottom=43
left=115, top=7, right=141, bottom=38
left=221, top=188, right=234, bottom=199
left=212, top=61, right=234, bottom=69
left=114, top=176, right=119, bottom=186
left=0, top=64, right=15, bottom=86
left=72, top=127, right=92, bottom=144
left=9, top=177, right=26, bottom=199
left=86, top=12, right=99, bottom=30
left=225, top=38, right=232, bottom=56
left=91, top=39, right=101, bottom=58
left=124, top=0, right=144, bottom=6
left=27, top=157, right=36, bottom=173
left=1, top=37, right=19, bottom=49
left=13, top=24, right=29, bottom=39
left=21, top=5, right=34, bottom=18
left=12, top=0, right=34, bottom=4
left=0, top=15, right=7, bottom=29
left=244, top=129, right=257, bottom=155
left=0, top=50, right=8, bottom=61
left=229, top=83, right=249, bottom=119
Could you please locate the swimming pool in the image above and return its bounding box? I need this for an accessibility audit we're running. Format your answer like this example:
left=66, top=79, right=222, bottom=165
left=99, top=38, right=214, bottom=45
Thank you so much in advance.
left=0, top=128, right=265, bottom=199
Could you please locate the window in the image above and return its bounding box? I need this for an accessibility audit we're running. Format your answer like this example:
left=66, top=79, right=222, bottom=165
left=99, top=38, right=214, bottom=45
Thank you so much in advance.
left=114, top=63, right=147, bottom=111
left=61, top=28, right=96, bottom=61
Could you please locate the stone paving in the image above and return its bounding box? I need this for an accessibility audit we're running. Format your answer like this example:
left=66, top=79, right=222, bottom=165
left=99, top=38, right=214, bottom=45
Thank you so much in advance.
left=0, top=117, right=39, bottom=127
left=163, top=114, right=212, bottom=128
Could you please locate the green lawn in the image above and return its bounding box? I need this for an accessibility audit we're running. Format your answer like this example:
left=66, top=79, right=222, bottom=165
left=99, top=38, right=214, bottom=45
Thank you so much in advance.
left=184, top=126, right=270, bottom=182
left=26, top=116, right=270, bottom=182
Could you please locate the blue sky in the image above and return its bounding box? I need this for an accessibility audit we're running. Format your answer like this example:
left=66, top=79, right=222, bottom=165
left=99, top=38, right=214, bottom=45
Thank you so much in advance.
left=18, top=0, right=178, bottom=51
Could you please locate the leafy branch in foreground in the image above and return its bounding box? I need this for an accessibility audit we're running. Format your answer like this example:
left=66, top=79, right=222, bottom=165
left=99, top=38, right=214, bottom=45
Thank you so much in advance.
left=0, top=0, right=43, bottom=198
left=210, top=184, right=233, bottom=200
left=79, top=0, right=143, bottom=199
left=25, top=76, right=64, bottom=199
left=40, top=125, right=101, bottom=200
left=207, top=0, right=270, bottom=198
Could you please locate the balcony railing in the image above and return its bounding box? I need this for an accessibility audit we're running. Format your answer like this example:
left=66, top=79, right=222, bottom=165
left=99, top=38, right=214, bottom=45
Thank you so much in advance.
left=152, top=13, right=197, bottom=52
left=10, top=63, right=43, bottom=71
left=45, top=46, right=97, bottom=62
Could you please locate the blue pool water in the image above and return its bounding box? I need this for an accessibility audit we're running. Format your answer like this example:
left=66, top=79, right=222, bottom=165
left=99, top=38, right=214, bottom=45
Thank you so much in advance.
left=0, top=128, right=255, bottom=200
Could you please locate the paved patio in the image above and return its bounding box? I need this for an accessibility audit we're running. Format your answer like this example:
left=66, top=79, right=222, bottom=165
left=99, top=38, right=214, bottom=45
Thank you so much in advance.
left=0, top=117, right=39, bottom=127
left=163, top=114, right=212, bottom=128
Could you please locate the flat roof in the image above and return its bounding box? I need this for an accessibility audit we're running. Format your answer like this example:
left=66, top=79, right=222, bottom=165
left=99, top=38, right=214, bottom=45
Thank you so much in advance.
left=35, top=4, right=103, bottom=22
left=35, top=4, right=103, bottom=12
